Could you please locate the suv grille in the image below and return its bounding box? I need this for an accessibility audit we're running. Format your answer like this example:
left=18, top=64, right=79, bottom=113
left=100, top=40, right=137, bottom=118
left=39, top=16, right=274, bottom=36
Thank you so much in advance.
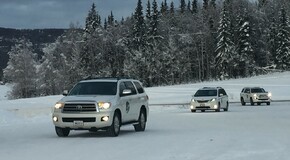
left=197, top=100, right=209, bottom=103
left=63, top=104, right=96, bottom=113
left=62, top=117, right=96, bottom=122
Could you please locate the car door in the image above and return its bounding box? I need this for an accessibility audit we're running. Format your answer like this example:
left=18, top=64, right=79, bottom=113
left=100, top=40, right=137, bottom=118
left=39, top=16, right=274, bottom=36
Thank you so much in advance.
left=133, top=81, right=147, bottom=120
left=244, top=88, right=250, bottom=102
left=221, top=89, right=228, bottom=108
left=118, top=81, right=131, bottom=123
left=124, top=81, right=139, bottom=121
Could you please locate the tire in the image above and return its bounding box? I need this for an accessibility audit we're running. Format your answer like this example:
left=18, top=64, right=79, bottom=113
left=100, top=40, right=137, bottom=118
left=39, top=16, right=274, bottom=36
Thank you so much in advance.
left=134, top=109, right=146, bottom=132
left=215, top=103, right=220, bottom=112
left=267, top=102, right=270, bottom=105
left=241, top=97, right=246, bottom=106
left=201, top=110, right=205, bottom=112
left=224, top=102, right=229, bottom=111
left=257, top=102, right=261, bottom=105
left=55, top=126, right=70, bottom=137
left=107, top=112, right=121, bottom=137
left=191, top=110, right=196, bottom=112
left=250, top=98, right=254, bottom=106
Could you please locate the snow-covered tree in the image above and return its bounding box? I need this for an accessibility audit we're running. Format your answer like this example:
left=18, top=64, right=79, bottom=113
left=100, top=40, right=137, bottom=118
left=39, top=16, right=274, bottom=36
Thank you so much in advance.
left=215, top=2, right=235, bottom=79
left=3, top=39, right=38, bottom=99
left=132, top=0, right=146, bottom=50
left=276, top=6, right=290, bottom=70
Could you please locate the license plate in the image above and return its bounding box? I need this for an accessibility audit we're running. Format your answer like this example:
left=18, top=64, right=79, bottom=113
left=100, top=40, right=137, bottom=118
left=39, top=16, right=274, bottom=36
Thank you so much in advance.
left=200, top=103, right=205, bottom=107
left=73, top=121, right=84, bottom=127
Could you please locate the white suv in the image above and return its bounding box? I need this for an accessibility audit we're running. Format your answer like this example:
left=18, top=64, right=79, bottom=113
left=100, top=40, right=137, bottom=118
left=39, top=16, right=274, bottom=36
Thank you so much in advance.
left=240, top=87, right=271, bottom=106
left=52, top=78, right=149, bottom=137
left=190, top=87, right=229, bottom=112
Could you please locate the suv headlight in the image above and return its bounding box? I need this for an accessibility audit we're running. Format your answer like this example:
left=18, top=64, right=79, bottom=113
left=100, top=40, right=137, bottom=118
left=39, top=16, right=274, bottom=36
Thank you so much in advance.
left=211, top=98, right=216, bottom=102
left=191, top=99, right=195, bottom=102
left=54, top=103, right=64, bottom=109
left=98, top=102, right=111, bottom=109
left=268, top=92, right=272, bottom=97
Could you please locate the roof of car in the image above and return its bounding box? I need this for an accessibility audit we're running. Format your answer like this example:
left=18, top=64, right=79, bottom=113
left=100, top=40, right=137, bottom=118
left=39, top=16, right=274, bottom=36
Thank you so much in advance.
left=199, top=87, right=223, bottom=90
left=79, top=77, right=135, bottom=83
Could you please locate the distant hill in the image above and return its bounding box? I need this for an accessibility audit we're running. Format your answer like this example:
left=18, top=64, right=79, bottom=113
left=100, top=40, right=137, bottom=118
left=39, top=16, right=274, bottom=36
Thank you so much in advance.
left=0, top=27, right=66, bottom=80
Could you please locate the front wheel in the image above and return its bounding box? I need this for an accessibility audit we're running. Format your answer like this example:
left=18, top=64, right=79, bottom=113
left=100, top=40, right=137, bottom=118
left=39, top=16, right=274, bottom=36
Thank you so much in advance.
left=267, top=102, right=270, bottom=105
left=55, top=127, right=70, bottom=137
left=107, top=113, right=121, bottom=137
left=250, top=98, right=254, bottom=106
left=241, top=97, right=246, bottom=106
left=134, top=109, right=146, bottom=132
left=215, top=103, right=221, bottom=112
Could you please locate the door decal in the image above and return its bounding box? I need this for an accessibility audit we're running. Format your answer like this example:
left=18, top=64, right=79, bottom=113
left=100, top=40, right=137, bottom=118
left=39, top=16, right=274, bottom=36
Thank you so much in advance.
left=126, top=102, right=130, bottom=113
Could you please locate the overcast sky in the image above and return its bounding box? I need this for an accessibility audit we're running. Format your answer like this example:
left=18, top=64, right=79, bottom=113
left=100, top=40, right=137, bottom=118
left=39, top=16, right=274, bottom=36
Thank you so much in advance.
left=0, top=0, right=179, bottom=29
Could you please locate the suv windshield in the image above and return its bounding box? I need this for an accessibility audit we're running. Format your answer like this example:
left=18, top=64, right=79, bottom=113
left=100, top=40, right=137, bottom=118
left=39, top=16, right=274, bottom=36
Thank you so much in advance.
left=69, top=82, right=117, bottom=95
left=251, top=88, right=265, bottom=93
left=194, top=90, right=217, bottom=97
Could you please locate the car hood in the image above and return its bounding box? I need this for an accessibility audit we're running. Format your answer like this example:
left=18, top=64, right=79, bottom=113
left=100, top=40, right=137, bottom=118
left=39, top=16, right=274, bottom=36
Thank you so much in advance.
left=58, top=95, right=116, bottom=103
left=193, top=96, right=216, bottom=101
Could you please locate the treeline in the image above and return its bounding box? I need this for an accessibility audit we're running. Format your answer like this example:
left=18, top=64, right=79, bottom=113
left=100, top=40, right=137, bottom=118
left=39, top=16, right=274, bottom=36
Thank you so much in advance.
left=3, top=0, right=290, bottom=99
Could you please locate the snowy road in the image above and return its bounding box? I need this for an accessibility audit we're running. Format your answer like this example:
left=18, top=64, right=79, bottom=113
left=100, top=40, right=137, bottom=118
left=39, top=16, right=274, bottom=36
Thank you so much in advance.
left=1, top=102, right=290, bottom=160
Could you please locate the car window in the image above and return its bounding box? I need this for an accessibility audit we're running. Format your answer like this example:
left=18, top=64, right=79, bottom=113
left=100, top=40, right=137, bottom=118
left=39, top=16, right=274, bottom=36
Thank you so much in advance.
left=133, top=81, right=144, bottom=93
left=221, top=89, right=227, bottom=95
left=245, top=88, right=250, bottom=93
left=69, top=82, right=117, bottom=95
left=124, top=81, right=137, bottom=95
left=251, top=88, right=265, bottom=93
left=194, top=90, right=217, bottom=97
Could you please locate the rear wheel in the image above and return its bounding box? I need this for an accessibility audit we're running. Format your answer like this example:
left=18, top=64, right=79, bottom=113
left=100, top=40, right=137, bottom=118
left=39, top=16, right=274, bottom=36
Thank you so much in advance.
left=250, top=98, right=254, bottom=106
left=107, top=113, right=121, bottom=137
left=201, top=110, right=205, bottom=112
left=191, top=110, right=196, bottom=112
left=55, top=127, right=70, bottom=137
left=224, top=102, right=229, bottom=111
left=134, top=109, right=146, bottom=132
left=267, top=102, right=270, bottom=105
left=257, top=102, right=261, bottom=105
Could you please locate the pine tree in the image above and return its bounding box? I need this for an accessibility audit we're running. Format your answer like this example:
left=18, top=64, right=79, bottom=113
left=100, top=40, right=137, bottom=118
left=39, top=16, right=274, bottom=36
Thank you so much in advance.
left=192, top=0, right=198, bottom=14
left=187, top=0, right=191, bottom=12
left=276, top=7, right=290, bottom=70
left=203, top=0, right=209, bottom=10
left=215, top=2, right=235, bottom=79
left=180, top=0, right=186, bottom=14
left=236, top=14, right=255, bottom=77
left=3, top=39, right=38, bottom=99
left=81, top=3, right=104, bottom=77
left=170, top=1, right=175, bottom=15
left=160, top=0, right=168, bottom=15
left=85, top=3, right=100, bottom=34
left=146, top=0, right=151, bottom=20
left=132, top=0, right=146, bottom=50
left=210, top=0, right=216, bottom=9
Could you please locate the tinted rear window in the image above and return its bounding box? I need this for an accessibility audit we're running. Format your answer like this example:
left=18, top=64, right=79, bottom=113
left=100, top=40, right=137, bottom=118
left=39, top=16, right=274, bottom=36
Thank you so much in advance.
left=69, top=82, right=117, bottom=95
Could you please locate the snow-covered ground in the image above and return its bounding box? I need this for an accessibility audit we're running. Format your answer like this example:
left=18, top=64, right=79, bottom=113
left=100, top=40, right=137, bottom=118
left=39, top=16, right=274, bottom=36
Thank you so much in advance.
left=0, top=72, right=290, bottom=160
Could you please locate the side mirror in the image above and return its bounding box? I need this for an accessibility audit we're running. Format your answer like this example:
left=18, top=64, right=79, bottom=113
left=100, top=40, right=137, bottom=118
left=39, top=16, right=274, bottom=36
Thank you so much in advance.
left=63, top=90, right=69, bottom=96
left=122, top=89, right=132, bottom=96
left=219, top=93, right=224, bottom=97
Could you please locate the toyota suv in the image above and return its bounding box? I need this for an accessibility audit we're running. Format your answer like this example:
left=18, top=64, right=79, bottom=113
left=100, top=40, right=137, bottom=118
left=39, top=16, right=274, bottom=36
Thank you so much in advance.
left=52, top=78, right=149, bottom=137
left=190, top=87, right=229, bottom=112
left=240, top=87, right=271, bottom=106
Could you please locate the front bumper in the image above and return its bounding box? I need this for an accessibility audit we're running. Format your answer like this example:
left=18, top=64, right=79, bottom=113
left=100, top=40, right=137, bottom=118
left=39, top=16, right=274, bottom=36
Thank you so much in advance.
left=52, top=111, right=114, bottom=130
left=190, top=101, right=219, bottom=110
